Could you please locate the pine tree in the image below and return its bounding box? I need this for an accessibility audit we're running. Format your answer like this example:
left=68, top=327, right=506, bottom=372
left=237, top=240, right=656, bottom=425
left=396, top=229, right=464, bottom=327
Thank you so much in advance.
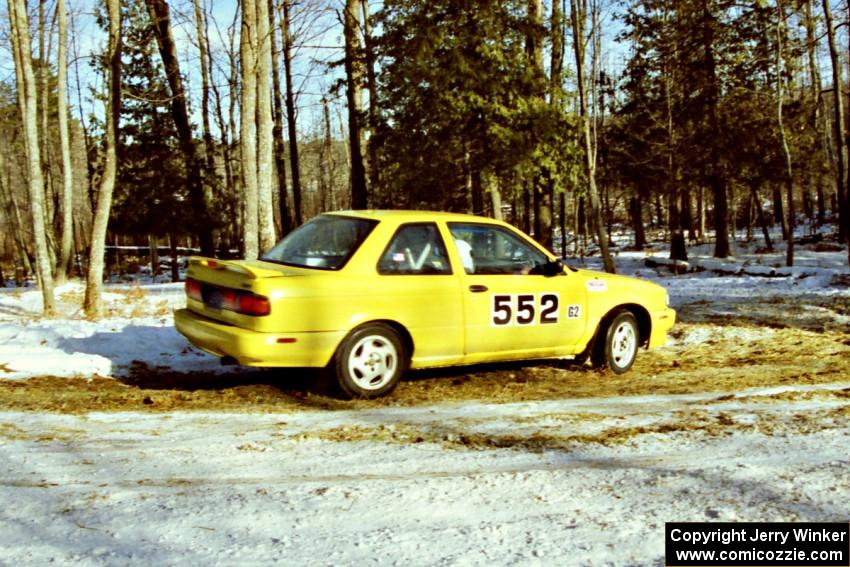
left=109, top=0, right=187, bottom=244
left=373, top=0, right=567, bottom=214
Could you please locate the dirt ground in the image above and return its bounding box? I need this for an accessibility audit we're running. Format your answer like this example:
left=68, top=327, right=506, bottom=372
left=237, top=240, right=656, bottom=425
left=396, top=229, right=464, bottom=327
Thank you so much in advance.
left=1, top=296, right=848, bottom=414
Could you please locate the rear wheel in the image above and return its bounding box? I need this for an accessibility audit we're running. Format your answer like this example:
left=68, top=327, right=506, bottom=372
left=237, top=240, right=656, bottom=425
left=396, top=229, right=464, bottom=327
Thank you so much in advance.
left=592, top=310, right=639, bottom=374
left=332, top=324, right=407, bottom=399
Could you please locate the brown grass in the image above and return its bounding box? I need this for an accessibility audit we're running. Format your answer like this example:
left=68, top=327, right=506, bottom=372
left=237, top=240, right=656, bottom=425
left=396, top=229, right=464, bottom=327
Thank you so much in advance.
left=292, top=388, right=850, bottom=451
left=0, top=322, right=846, bottom=414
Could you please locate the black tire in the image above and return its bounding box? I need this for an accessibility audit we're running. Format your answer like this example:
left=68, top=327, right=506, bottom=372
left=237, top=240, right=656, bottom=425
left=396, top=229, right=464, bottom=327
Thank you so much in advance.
left=591, top=310, right=639, bottom=374
left=332, top=323, right=408, bottom=399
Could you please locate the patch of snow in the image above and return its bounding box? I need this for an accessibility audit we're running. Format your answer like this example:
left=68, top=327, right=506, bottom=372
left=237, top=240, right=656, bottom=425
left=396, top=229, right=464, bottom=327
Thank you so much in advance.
left=1, top=383, right=849, bottom=566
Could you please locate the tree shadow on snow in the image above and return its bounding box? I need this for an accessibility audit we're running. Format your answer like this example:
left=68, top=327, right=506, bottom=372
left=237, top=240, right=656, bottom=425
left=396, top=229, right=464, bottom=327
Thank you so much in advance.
left=53, top=324, right=333, bottom=402
left=53, top=324, right=594, bottom=408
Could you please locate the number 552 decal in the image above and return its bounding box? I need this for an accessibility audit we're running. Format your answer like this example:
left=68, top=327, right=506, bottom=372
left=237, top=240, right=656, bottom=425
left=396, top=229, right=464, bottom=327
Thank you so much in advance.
left=491, top=293, right=561, bottom=326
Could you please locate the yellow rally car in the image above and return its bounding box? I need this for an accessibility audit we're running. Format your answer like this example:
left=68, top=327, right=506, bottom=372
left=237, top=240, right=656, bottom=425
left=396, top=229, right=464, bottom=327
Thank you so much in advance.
left=175, top=210, right=675, bottom=398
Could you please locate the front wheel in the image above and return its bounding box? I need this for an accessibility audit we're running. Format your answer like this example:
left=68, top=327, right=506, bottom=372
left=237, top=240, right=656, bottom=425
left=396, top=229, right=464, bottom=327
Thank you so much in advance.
left=332, top=324, right=408, bottom=399
left=592, top=310, right=639, bottom=374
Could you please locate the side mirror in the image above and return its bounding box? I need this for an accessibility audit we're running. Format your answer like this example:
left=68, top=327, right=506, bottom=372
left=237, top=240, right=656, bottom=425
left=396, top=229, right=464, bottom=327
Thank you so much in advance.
left=542, top=259, right=564, bottom=277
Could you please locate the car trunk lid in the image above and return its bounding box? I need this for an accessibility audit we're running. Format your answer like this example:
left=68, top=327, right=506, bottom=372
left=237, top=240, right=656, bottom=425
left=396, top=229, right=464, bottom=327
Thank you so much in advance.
left=184, top=257, right=299, bottom=329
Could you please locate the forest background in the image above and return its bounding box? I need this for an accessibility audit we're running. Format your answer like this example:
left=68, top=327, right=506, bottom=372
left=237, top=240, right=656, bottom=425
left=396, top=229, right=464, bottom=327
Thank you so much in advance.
left=1, top=0, right=849, bottom=317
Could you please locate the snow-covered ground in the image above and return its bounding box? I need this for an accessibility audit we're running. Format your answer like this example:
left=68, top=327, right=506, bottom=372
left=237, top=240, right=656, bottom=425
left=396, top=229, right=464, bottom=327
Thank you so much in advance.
left=0, top=241, right=848, bottom=565
left=2, top=388, right=849, bottom=566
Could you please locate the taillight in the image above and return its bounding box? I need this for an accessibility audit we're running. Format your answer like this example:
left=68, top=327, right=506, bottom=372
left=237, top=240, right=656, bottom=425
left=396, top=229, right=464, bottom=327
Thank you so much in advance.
left=187, top=278, right=270, bottom=316
left=185, top=278, right=202, bottom=301
left=220, top=289, right=238, bottom=311
left=238, top=293, right=271, bottom=316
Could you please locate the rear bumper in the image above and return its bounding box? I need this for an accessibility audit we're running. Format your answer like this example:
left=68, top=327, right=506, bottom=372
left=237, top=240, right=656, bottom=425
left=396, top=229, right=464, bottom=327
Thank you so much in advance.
left=648, top=307, right=677, bottom=349
left=174, top=308, right=344, bottom=368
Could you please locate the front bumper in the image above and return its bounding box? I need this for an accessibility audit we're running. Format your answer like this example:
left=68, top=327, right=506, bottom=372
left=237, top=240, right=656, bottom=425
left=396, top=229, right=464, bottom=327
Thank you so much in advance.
left=649, top=307, right=677, bottom=349
left=174, top=308, right=344, bottom=368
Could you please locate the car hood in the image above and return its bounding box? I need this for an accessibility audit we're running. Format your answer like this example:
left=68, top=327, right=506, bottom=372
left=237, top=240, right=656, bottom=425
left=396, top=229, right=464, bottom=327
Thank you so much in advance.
left=572, top=268, right=668, bottom=295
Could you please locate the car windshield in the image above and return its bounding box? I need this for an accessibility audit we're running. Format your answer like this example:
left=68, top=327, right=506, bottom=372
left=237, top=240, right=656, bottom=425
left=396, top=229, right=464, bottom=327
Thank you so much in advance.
left=261, top=215, right=377, bottom=270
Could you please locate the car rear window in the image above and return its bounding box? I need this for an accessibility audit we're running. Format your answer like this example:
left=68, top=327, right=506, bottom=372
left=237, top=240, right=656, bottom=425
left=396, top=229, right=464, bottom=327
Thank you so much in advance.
left=262, top=215, right=377, bottom=270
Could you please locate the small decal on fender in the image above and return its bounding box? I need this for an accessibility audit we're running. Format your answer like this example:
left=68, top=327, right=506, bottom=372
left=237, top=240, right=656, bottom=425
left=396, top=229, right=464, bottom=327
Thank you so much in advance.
left=586, top=279, right=608, bottom=292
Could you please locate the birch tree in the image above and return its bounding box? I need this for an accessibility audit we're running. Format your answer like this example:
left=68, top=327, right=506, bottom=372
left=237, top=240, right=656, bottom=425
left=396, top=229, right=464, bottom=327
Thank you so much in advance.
left=8, top=0, right=56, bottom=315
left=84, top=0, right=121, bottom=318
left=256, top=0, right=276, bottom=250
left=55, top=0, right=75, bottom=284
left=241, top=0, right=260, bottom=259
left=570, top=0, right=616, bottom=273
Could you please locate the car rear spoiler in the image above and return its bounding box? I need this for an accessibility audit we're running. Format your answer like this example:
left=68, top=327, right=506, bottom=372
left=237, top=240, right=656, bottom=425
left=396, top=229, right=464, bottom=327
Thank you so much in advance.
left=187, top=257, right=284, bottom=280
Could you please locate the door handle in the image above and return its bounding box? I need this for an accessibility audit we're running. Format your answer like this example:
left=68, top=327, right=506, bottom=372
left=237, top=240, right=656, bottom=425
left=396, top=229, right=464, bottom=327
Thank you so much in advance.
left=468, top=285, right=488, bottom=293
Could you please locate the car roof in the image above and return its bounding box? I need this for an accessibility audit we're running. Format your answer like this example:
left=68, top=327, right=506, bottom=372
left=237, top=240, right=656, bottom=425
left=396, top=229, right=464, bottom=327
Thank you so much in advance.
left=326, top=210, right=501, bottom=224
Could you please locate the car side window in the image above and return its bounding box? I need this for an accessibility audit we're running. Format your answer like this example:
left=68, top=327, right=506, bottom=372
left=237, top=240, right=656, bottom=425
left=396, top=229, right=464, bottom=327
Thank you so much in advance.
left=377, top=223, right=452, bottom=275
left=448, top=223, right=548, bottom=275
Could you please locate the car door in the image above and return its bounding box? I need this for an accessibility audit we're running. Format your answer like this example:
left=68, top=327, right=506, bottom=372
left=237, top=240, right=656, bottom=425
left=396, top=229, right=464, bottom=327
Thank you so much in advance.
left=375, top=222, right=465, bottom=367
left=445, top=222, right=589, bottom=361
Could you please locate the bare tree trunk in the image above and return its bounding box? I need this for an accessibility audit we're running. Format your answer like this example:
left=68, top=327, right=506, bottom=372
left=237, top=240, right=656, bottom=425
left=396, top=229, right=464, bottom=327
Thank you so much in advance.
left=218, top=10, right=239, bottom=251
left=570, top=0, right=615, bottom=272
left=241, top=0, right=260, bottom=259
left=192, top=0, right=220, bottom=217
left=728, top=184, right=737, bottom=242
left=527, top=0, right=552, bottom=249
left=490, top=180, right=503, bottom=221
left=38, top=0, right=55, bottom=252
left=699, top=0, right=730, bottom=258
left=521, top=186, right=531, bottom=234
left=750, top=183, right=774, bottom=251
left=360, top=0, right=380, bottom=193
left=773, top=185, right=787, bottom=239
left=550, top=0, right=564, bottom=106
left=169, top=233, right=179, bottom=282
left=54, top=0, right=74, bottom=285
left=344, top=0, right=368, bottom=208
left=255, top=0, right=276, bottom=250
left=145, top=0, right=214, bottom=257
left=0, top=150, right=34, bottom=278
left=320, top=97, right=334, bottom=212
left=149, top=234, right=160, bottom=278
left=822, top=0, right=848, bottom=257
left=804, top=0, right=826, bottom=226
left=775, top=0, right=795, bottom=266
left=681, top=192, right=694, bottom=240
left=8, top=0, right=56, bottom=315
left=282, top=0, right=303, bottom=225
left=70, top=14, right=97, bottom=214
left=662, top=2, right=687, bottom=255
left=559, top=192, right=567, bottom=257
left=269, top=0, right=291, bottom=234
left=551, top=0, right=565, bottom=245
left=83, top=0, right=120, bottom=318
left=697, top=186, right=706, bottom=241
left=631, top=194, right=646, bottom=249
